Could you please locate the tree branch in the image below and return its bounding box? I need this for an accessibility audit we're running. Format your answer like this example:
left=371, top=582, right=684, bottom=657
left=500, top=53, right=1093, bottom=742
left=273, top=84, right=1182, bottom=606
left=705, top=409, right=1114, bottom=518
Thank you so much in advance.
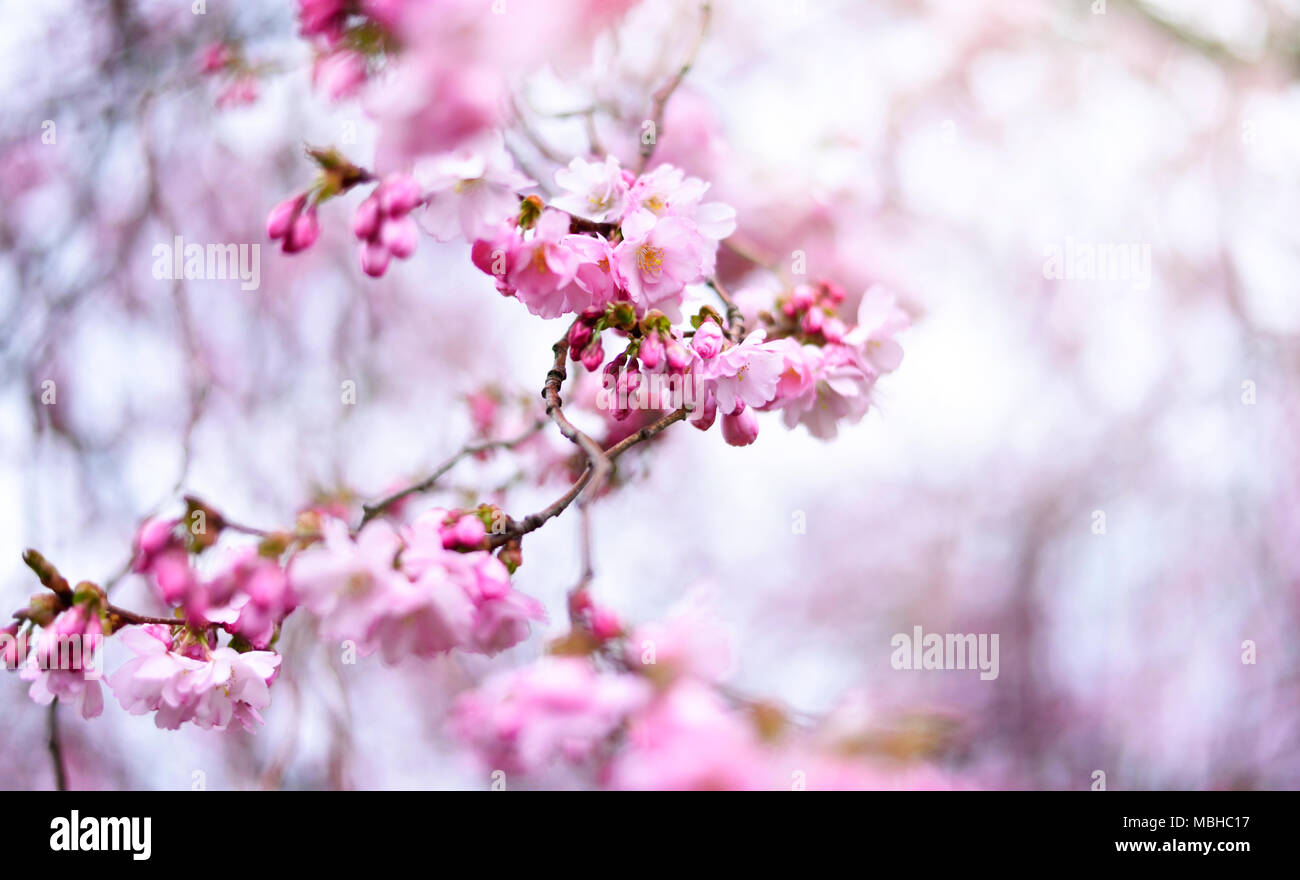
left=637, top=1, right=713, bottom=174
left=358, top=417, right=547, bottom=528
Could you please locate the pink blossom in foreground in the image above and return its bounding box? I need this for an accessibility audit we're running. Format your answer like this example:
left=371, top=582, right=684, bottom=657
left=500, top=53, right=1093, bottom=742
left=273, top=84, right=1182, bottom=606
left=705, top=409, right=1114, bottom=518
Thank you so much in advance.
left=289, top=518, right=412, bottom=654
left=505, top=210, right=581, bottom=319
left=774, top=344, right=876, bottom=440
left=20, top=606, right=104, bottom=720
left=697, top=330, right=785, bottom=415
left=607, top=680, right=768, bottom=790
left=612, top=209, right=707, bottom=315
left=207, top=549, right=296, bottom=650
left=844, top=284, right=910, bottom=374
left=108, top=625, right=280, bottom=731
left=553, top=155, right=630, bottom=223
left=402, top=512, right=545, bottom=656
left=564, top=234, right=619, bottom=312
left=451, top=657, right=650, bottom=774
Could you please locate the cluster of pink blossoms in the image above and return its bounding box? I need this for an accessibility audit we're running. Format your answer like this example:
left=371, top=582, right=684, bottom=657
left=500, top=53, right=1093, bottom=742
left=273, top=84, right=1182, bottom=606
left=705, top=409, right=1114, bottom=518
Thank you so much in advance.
left=110, top=625, right=281, bottom=731
left=451, top=604, right=962, bottom=789
left=132, top=517, right=296, bottom=649
left=469, top=157, right=735, bottom=321
left=9, top=604, right=105, bottom=721
left=353, top=174, right=422, bottom=276
left=289, top=510, right=545, bottom=663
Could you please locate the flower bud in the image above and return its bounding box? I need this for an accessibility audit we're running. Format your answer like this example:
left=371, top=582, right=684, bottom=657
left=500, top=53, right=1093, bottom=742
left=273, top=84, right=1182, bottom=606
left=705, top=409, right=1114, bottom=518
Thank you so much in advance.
left=580, top=336, right=604, bottom=372
left=379, top=174, right=421, bottom=217
left=639, top=332, right=664, bottom=369
left=381, top=216, right=418, bottom=259
left=692, top=320, right=724, bottom=359
left=283, top=205, right=320, bottom=254
left=359, top=240, right=391, bottom=277
left=353, top=195, right=381, bottom=240
left=690, top=388, right=718, bottom=431
left=266, top=194, right=303, bottom=240
left=568, top=320, right=593, bottom=353
left=721, top=402, right=759, bottom=446
left=665, top=338, right=691, bottom=371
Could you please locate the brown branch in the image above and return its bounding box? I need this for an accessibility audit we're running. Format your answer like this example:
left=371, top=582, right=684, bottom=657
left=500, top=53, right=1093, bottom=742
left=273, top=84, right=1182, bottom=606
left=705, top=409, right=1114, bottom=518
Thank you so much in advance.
left=707, top=276, right=745, bottom=342
left=107, top=604, right=181, bottom=628
left=358, top=418, right=547, bottom=528
left=541, top=332, right=612, bottom=506
left=637, top=1, right=713, bottom=174
left=488, top=405, right=689, bottom=550
left=47, top=703, right=68, bottom=791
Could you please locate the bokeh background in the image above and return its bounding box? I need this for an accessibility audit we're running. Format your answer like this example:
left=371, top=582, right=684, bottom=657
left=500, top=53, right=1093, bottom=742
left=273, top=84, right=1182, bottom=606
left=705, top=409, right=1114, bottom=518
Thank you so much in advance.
left=2, top=0, right=1298, bottom=789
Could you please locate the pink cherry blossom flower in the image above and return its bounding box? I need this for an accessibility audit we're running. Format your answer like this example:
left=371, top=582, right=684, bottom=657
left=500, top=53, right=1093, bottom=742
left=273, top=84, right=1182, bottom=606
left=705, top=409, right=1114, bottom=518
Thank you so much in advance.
left=508, top=209, right=581, bottom=319
left=843, top=284, right=909, bottom=374
left=776, top=343, right=875, bottom=440
left=564, top=234, right=619, bottom=312
left=207, top=549, right=296, bottom=650
left=416, top=133, right=534, bottom=242
left=612, top=209, right=706, bottom=314
left=623, top=164, right=736, bottom=269
left=470, top=220, right=521, bottom=295
left=108, top=625, right=281, bottom=731
left=404, top=535, right=544, bottom=655
left=553, top=155, right=629, bottom=222
left=289, top=518, right=411, bottom=653
left=698, top=330, right=785, bottom=415
left=20, top=606, right=104, bottom=720
left=607, top=680, right=769, bottom=790
left=451, top=657, right=650, bottom=774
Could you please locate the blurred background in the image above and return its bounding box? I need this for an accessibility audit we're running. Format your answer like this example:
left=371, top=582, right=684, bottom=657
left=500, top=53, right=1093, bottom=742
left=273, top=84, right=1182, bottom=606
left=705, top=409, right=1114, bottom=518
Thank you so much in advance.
left=1, top=0, right=1298, bottom=789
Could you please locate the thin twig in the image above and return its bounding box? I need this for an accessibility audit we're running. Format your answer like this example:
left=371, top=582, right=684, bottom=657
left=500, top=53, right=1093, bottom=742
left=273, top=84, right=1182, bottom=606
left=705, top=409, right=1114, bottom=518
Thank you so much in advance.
left=358, top=418, right=547, bottom=527
left=47, top=703, right=68, bottom=792
left=637, top=1, right=713, bottom=174
left=487, top=405, right=689, bottom=549
left=707, top=276, right=745, bottom=342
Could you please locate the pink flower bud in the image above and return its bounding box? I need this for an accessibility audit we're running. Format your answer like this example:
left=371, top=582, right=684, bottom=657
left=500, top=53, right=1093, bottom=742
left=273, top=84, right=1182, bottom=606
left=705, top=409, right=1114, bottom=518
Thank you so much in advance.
left=378, top=174, right=421, bottom=217
left=267, top=194, right=303, bottom=240
left=580, top=337, right=604, bottom=372
left=381, top=216, right=418, bottom=259
left=568, top=320, right=593, bottom=352
left=791, top=284, right=815, bottom=310
left=690, top=388, right=718, bottom=431
left=353, top=195, right=381, bottom=240
left=801, top=306, right=824, bottom=334
left=665, top=339, right=691, bottom=370
left=639, top=332, right=664, bottom=369
left=721, top=402, right=759, bottom=446
left=282, top=205, right=320, bottom=254
left=822, top=317, right=846, bottom=343
left=451, top=515, right=486, bottom=549
left=692, top=320, right=724, bottom=359
left=133, top=517, right=180, bottom=572
left=359, top=240, right=391, bottom=277
left=590, top=606, right=621, bottom=641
